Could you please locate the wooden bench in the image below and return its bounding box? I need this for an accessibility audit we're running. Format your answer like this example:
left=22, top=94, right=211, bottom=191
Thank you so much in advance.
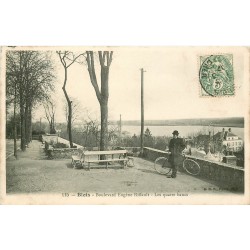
left=82, top=150, right=128, bottom=170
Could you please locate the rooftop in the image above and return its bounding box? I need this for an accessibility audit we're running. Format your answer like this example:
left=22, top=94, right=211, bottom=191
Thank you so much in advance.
left=213, top=130, right=241, bottom=140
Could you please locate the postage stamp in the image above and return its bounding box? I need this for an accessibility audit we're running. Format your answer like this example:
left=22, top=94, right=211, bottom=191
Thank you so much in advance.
left=199, top=54, right=234, bottom=97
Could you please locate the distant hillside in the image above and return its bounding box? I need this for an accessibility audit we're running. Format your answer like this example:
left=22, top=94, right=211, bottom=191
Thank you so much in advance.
left=110, top=117, right=244, bottom=128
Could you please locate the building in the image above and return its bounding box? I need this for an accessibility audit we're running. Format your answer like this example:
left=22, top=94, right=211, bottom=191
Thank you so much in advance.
left=214, top=128, right=243, bottom=152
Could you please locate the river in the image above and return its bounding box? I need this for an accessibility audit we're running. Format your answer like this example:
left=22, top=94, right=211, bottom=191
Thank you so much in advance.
left=121, top=125, right=244, bottom=140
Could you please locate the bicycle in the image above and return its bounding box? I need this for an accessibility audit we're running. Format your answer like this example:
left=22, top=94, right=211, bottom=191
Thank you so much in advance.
left=154, top=153, right=200, bottom=176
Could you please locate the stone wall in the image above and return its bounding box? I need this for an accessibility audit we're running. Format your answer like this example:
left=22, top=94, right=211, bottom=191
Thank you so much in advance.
left=43, top=135, right=84, bottom=159
left=143, top=147, right=170, bottom=160
left=48, top=148, right=81, bottom=159
left=44, top=139, right=83, bottom=159
left=42, top=134, right=58, bottom=144
left=143, top=147, right=244, bottom=192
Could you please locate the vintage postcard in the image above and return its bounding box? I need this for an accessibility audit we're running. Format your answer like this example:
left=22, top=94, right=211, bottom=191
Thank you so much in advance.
left=0, top=46, right=249, bottom=204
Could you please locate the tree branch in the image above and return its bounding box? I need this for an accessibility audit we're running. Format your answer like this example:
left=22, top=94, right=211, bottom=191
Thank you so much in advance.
left=98, top=51, right=105, bottom=67
left=107, top=51, right=113, bottom=67
left=86, top=51, right=101, bottom=103
left=66, top=53, right=85, bottom=68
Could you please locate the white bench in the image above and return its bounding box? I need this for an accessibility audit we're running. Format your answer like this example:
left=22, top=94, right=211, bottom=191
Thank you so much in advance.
left=84, top=150, right=128, bottom=170
left=71, top=150, right=128, bottom=170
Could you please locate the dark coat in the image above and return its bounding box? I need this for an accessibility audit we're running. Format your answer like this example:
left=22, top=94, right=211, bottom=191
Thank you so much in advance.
left=168, top=138, right=186, bottom=166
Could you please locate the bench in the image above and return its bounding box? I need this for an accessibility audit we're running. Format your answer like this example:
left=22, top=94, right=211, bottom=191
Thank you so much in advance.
left=84, top=150, right=128, bottom=170
left=127, top=156, right=135, bottom=167
left=78, top=150, right=128, bottom=170
left=71, top=148, right=85, bottom=168
left=47, top=145, right=54, bottom=159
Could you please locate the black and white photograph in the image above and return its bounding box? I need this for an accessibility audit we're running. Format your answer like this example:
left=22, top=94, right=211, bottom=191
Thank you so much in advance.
left=1, top=2, right=250, bottom=250
left=0, top=46, right=249, bottom=204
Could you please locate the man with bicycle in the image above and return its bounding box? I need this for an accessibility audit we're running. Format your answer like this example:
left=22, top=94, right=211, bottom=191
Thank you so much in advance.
left=168, top=130, right=186, bottom=178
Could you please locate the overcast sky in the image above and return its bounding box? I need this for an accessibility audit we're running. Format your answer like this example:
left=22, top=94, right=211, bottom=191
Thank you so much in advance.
left=33, top=47, right=248, bottom=123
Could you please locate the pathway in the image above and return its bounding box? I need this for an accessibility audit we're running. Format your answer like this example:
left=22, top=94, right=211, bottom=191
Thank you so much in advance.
left=6, top=139, right=20, bottom=159
left=6, top=140, right=238, bottom=194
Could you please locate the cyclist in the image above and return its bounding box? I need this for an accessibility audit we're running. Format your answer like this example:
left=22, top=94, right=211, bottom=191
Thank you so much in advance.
left=168, top=130, right=186, bottom=178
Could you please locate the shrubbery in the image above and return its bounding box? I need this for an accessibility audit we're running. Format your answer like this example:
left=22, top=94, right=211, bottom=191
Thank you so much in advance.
left=52, top=142, right=68, bottom=148
left=60, top=127, right=171, bottom=151
left=32, top=130, right=46, bottom=135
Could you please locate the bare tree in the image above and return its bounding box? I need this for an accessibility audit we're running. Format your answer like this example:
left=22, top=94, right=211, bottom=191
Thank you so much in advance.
left=84, top=119, right=100, bottom=148
left=108, top=124, right=119, bottom=147
left=63, top=97, right=82, bottom=126
left=6, top=50, right=55, bottom=151
left=85, top=51, right=113, bottom=153
left=57, top=51, right=85, bottom=148
left=13, top=81, right=18, bottom=158
left=43, top=99, right=56, bottom=134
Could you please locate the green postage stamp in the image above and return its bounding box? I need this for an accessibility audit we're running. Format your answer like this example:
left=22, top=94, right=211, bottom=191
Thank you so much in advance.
left=199, top=54, right=234, bottom=97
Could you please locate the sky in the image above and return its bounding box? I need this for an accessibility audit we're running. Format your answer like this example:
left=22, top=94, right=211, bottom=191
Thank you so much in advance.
left=33, top=47, right=249, bottom=123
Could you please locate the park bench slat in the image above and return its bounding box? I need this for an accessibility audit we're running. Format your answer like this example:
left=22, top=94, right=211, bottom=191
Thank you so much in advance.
left=84, top=150, right=127, bottom=156
left=86, top=158, right=127, bottom=163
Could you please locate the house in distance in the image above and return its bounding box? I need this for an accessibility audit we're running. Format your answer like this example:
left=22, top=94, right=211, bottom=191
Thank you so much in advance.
left=214, top=128, right=243, bottom=152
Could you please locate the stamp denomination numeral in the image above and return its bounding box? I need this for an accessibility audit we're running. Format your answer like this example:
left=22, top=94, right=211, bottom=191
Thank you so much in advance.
left=199, top=54, right=234, bottom=97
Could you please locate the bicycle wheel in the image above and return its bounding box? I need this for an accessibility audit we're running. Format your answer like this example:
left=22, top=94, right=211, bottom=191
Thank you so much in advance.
left=154, top=157, right=172, bottom=175
left=183, top=159, right=200, bottom=176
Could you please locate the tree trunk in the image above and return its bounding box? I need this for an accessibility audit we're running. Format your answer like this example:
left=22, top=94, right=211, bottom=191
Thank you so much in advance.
left=49, top=117, right=55, bottom=134
left=62, top=66, right=74, bottom=148
left=68, top=100, right=73, bottom=148
left=57, top=51, right=85, bottom=148
left=13, top=83, right=17, bottom=159
left=100, top=101, right=108, bottom=152
left=25, top=106, right=28, bottom=143
left=20, top=104, right=26, bottom=151
left=30, top=112, right=32, bottom=142
left=99, top=65, right=109, bottom=160
left=86, top=51, right=113, bottom=154
left=25, top=105, right=32, bottom=144
left=28, top=107, right=32, bottom=142
left=52, top=114, right=55, bottom=133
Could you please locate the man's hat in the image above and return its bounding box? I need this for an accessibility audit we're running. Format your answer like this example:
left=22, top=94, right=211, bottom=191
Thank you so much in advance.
left=172, top=130, right=179, bottom=135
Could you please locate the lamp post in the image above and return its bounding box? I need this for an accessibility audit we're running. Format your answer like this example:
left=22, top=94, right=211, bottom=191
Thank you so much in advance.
left=140, top=68, right=146, bottom=156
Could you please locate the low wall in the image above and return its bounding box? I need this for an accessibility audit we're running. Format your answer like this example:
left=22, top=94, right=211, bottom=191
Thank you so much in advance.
left=143, top=147, right=244, bottom=192
left=42, top=134, right=58, bottom=144
left=48, top=148, right=80, bottom=159
left=43, top=136, right=83, bottom=159
left=143, top=147, right=170, bottom=160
